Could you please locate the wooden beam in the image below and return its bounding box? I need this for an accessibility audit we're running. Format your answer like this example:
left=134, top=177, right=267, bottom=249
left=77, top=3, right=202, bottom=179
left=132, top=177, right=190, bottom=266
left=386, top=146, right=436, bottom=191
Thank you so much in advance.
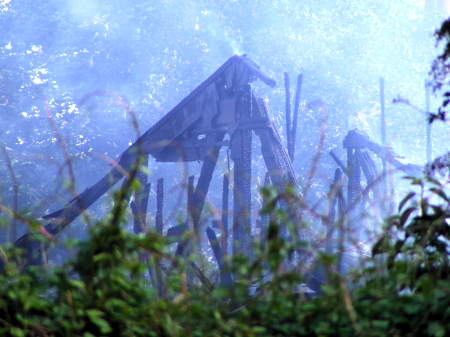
left=221, top=173, right=230, bottom=256
left=231, top=85, right=253, bottom=257
left=284, top=72, right=291, bottom=155
left=175, top=134, right=223, bottom=258
left=156, top=178, right=164, bottom=234
left=252, top=95, right=297, bottom=190
left=290, top=74, right=303, bottom=163
left=207, top=226, right=233, bottom=287
left=13, top=147, right=145, bottom=267
left=191, top=134, right=224, bottom=233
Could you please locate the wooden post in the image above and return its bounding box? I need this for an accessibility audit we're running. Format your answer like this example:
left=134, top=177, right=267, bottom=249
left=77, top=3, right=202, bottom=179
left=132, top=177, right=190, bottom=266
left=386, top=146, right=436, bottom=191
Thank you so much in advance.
left=252, top=95, right=297, bottom=189
left=207, top=226, right=233, bottom=287
left=130, top=155, right=150, bottom=234
left=379, top=78, right=390, bottom=211
left=284, top=72, right=291, bottom=154
left=0, top=144, right=18, bottom=243
left=336, top=182, right=346, bottom=274
left=231, top=85, right=253, bottom=257
left=131, top=183, right=151, bottom=233
left=191, top=135, right=223, bottom=234
left=290, top=74, right=303, bottom=162
left=175, top=134, right=223, bottom=259
left=129, top=156, right=157, bottom=287
left=187, top=175, right=195, bottom=227
left=156, top=178, right=164, bottom=234
left=379, top=78, right=387, bottom=150
left=346, top=147, right=361, bottom=210
left=346, top=146, right=362, bottom=245
left=221, top=173, right=229, bottom=256
left=425, top=80, right=432, bottom=163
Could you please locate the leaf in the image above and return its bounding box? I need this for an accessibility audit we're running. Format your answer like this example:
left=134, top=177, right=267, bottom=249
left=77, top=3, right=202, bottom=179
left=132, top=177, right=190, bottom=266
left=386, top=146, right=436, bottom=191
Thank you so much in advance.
left=430, top=188, right=449, bottom=203
left=398, top=192, right=415, bottom=212
left=86, top=309, right=112, bottom=334
left=372, top=320, right=389, bottom=329
left=428, top=322, right=446, bottom=337
left=400, top=207, right=416, bottom=227
left=10, top=328, right=25, bottom=337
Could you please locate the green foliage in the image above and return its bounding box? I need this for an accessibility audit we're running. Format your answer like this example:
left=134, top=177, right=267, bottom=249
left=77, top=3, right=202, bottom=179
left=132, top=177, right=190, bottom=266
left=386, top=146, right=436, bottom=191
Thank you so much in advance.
left=0, top=177, right=448, bottom=336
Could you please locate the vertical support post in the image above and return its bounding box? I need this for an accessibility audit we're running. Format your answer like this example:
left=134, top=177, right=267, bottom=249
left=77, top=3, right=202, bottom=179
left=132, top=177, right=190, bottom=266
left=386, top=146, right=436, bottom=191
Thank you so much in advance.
left=379, top=78, right=387, bottom=150
left=154, top=177, right=165, bottom=297
left=207, top=226, right=233, bottom=287
left=290, top=74, right=303, bottom=162
left=187, top=175, right=195, bottom=225
left=284, top=72, right=291, bottom=154
left=346, top=148, right=359, bottom=208
left=131, top=155, right=150, bottom=234
left=336, top=183, right=346, bottom=274
left=425, top=80, right=432, bottom=163
left=221, top=173, right=229, bottom=256
left=325, top=168, right=342, bottom=254
left=259, top=172, right=271, bottom=244
left=346, top=147, right=362, bottom=243
left=156, top=178, right=164, bottom=234
left=231, top=85, right=253, bottom=257
left=191, top=136, right=223, bottom=235
left=130, top=156, right=156, bottom=287
left=379, top=78, right=391, bottom=212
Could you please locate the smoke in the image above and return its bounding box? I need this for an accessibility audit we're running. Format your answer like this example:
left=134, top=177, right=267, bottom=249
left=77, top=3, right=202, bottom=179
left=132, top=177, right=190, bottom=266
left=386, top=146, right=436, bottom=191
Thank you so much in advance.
left=0, top=0, right=449, bottom=243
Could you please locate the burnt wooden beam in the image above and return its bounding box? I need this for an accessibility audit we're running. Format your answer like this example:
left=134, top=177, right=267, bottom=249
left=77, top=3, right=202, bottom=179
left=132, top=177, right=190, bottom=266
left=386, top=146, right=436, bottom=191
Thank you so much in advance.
left=156, top=178, right=164, bottom=234
left=346, top=148, right=361, bottom=210
left=329, top=150, right=348, bottom=177
left=130, top=181, right=150, bottom=234
left=252, top=94, right=297, bottom=190
left=129, top=156, right=158, bottom=287
left=284, top=72, right=292, bottom=156
left=221, top=173, right=230, bottom=257
left=187, top=175, right=195, bottom=229
left=344, top=130, right=421, bottom=176
left=325, top=168, right=343, bottom=255
left=13, top=146, right=146, bottom=267
left=154, top=177, right=166, bottom=297
left=290, top=74, right=303, bottom=163
left=231, top=85, right=253, bottom=257
left=207, top=226, right=233, bottom=287
left=191, top=134, right=224, bottom=234
left=130, top=155, right=150, bottom=233
left=166, top=224, right=187, bottom=238
left=258, top=172, right=271, bottom=248
left=175, top=134, right=223, bottom=259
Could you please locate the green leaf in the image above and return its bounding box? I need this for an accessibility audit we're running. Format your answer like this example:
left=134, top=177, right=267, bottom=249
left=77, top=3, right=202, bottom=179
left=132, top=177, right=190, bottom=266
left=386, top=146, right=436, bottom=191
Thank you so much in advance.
left=10, top=328, right=25, bottom=337
left=428, top=322, right=446, bottom=337
left=86, top=309, right=112, bottom=334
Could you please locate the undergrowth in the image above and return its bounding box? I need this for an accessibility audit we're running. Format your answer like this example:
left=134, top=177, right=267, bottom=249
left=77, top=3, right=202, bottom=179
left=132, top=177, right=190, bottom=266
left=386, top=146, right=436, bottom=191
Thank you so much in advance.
left=0, top=176, right=448, bottom=337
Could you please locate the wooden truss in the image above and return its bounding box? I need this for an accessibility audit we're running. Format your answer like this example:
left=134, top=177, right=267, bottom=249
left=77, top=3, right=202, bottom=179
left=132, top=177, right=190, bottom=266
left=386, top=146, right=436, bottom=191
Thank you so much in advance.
left=14, top=55, right=298, bottom=266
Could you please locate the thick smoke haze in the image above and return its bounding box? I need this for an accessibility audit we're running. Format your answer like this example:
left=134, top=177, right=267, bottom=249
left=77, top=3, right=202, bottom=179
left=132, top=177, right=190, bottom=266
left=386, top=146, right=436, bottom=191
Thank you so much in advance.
left=0, top=1, right=449, bottom=243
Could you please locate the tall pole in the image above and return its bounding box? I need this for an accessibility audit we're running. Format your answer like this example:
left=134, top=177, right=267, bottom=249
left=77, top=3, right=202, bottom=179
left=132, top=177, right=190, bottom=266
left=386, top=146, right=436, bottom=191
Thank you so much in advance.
left=379, top=78, right=387, bottom=153
left=379, top=78, right=390, bottom=216
left=221, top=173, right=229, bottom=256
left=156, top=178, right=164, bottom=234
left=290, top=74, right=303, bottom=163
left=284, top=72, right=291, bottom=155
left=425, top=80, right=432, bottom=163
left=231, top=85, right=253, bottom=258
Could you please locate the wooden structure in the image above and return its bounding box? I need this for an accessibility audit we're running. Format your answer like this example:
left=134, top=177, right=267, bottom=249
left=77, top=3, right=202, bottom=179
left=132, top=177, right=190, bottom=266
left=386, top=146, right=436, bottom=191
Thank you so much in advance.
left=327, top=130, right=422, bottom=267
left=14, top=55, right=297, bottom=266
